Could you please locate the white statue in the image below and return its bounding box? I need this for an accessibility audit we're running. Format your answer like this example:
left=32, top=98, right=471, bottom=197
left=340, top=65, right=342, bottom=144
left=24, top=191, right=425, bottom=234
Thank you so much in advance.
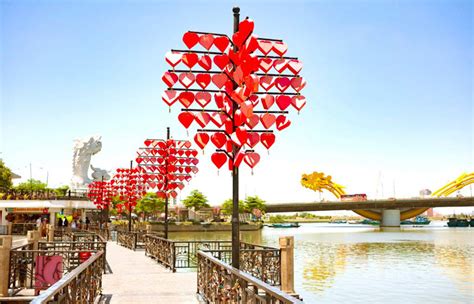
left=71, top=136, right=110, bottom=189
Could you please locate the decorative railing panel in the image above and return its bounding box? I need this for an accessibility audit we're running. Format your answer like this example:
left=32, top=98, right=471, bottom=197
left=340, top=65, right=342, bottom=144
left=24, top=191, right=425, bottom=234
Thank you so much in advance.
left=116, top=230, right=137, bottom=250
left=144, top=235, right=175, bottom=270
left=197, top=251, right=302, bottom=304
left=30, top=251, right=104, bottom=304
left=11, top=223, right=37, bottom=235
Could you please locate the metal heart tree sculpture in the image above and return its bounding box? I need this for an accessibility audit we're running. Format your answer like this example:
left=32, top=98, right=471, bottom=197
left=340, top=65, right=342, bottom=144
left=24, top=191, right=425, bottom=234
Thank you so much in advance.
left=87, top=180, right=114, bottom=210
left=161, top=7, right=306, bottom=269
left=135, top=137, right=199, bottom=238
left=162, top=20, right=305, bottom=174
left=110, top=167, right=146, bottom=215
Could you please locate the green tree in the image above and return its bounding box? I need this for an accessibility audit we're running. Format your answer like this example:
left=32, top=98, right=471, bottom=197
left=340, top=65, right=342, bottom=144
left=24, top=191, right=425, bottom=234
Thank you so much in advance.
left=54, top=185, right=69, bottom=196
left=0, top=160, right=13, bottom=192
left=15, top=179, right=47, bottom=192
left=244, top=195, right=266, bottom=213
left=221, top=198, right=245, bottom=215
left=135, top=193, right=165, bottom=218
left=182, top=190, right=210, bottom=210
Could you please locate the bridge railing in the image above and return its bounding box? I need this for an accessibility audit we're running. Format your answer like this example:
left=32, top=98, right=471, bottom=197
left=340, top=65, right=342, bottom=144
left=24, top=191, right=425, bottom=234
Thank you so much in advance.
left=197, top=250, right=301, bottom=303
left=0, top=189, right=88, bottom=201
left=30, top=251, right=104, bottom=304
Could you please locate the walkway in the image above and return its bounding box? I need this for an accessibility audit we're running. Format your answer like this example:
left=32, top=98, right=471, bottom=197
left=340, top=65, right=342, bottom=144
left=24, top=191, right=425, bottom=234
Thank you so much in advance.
left=101, top=242, right=198, bottom=303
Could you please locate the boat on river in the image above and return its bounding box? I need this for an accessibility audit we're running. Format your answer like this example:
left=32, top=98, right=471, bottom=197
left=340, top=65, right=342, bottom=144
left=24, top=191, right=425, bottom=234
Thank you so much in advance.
left=270, top=223, right=300, bottom=228
left=447, top=218, right=470, bottom=227
left=401, top=216, right=431, bottom=225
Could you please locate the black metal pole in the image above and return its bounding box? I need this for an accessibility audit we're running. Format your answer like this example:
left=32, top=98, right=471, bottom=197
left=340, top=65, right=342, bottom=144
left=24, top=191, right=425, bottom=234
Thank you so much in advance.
left=164, top=127, right=170, bottom=239
left=129, top=160, right=133, bottom=232
left=231, top=6, right=240, bottom=270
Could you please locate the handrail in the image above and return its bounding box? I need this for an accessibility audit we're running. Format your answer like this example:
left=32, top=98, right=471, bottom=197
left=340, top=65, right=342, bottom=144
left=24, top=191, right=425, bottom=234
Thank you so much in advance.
left=30, top=250, right=104, bottom=303
left=197, top=250, right=302, bottom=303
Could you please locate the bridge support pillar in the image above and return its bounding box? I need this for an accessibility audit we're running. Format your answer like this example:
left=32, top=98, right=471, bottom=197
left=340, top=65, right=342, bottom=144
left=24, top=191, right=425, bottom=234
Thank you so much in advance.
left=381, top=209, right=401, bottom=227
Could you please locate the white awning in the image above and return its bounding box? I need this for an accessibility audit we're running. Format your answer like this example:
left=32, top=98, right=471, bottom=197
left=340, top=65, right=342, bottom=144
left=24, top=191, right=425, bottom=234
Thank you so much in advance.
left=0, top=200, right=97, bottom=209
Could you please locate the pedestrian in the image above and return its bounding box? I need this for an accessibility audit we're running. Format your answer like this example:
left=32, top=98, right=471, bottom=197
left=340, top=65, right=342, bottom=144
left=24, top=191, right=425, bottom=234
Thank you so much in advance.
left=58, top=217, right=63, bottom=227
left=71, top=220, right=77, bottom=229
left=85, top=217, right=90, bottom=230
left=63, top=218, right=69, bottom=227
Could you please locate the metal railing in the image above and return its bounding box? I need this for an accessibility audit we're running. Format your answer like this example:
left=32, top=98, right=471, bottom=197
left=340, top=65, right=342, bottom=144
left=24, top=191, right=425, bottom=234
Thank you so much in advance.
left=30, top=251, right=104, bottom=304
left=197, top=251, right=302, bottom=303
left=11, top=223, right=37, bottom=235
left=0, top=189, right=88, bottom=201
left=143, top=235, right=281, bottom=286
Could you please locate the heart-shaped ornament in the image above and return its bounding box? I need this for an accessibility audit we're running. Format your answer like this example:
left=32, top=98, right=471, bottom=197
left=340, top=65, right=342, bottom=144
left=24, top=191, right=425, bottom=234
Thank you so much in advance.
left=258, top=40, right=273, bottom=55
left=199, top=34, right=214, bottom=50
left=211, top=73, right=228, bottom=89
left=194, top=132, right=209, bottom=149
left=213, top=55, right=230, bottom=70
left=275, top=77, right=291, bottom=92
left=178, top=72, right=195, bottom=88
left=260, top=133, right=276, bottom=149
left=178, top=112, right=194, bottom=129
left=261, top=94, right=275, bottom=110
left=291, top=95, right=306, bottom=112
left=273, top=59, right=288, bottom=73
left=198, top=55, right=212, bottom=71
left=273, top=41, right=288, bottom=57
left=162, top=72, right=178, bottom=87
left=259, top=58, right=273, bottom=73
left=244, top=152, right=260, bottom=169
left=260, top=113, right=276, bottom=129
left=276, top=115, right=291, bottom=131
left=211, top=132, right=227, bottom=148
left=182, top=53, right=199, bottom=68
left=210, top=112, right=227, bottom=127
left=195, top=92, right=212, bottom=107
left=246, top=114, right=260, bottom=129
left=287, top=59, right=303, bottom=75
left=196, top=73, right=211, bottom=89
left=183, top=32, right=199, bottom=49
left=259, top=76, right=274, bottom=91
left=240, top=100, right=254, bottom=118
left=162, top=90, right=178, bottom=106
left=165, top=51, right=182, bottom=67
left=211, top=152, right=227, bottom=169
left=276, top=95, right=292, bottom=110
left=178, top=92, right=194, bottom=108
left=291, top=77, right=306, bottom=92
left=247, top=132, right=260, bottom=148
left=214, top=36, right=230, bottom=52
left=194, top=112, right=211, bottom=128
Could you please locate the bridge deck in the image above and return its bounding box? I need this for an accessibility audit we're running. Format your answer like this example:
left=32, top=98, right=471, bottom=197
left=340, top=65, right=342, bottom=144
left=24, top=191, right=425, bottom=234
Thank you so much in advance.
left=265, top=197, right=474, bottom=213
left=101, top=242, right=197, bottom=303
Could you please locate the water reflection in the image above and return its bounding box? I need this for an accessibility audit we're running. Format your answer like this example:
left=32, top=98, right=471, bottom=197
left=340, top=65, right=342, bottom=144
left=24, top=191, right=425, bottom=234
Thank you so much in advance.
left=169, top=223, right=473, bottom=303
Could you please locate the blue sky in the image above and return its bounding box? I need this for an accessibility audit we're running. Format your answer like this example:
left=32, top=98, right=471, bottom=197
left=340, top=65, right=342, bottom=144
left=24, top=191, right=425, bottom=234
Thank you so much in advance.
left=1, top=0, right=472, bottom=212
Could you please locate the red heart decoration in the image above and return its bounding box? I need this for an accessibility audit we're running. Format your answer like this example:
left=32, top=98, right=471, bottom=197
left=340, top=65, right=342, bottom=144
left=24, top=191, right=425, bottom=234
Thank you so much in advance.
left=178, top=72, right=195, bottom=88
left=240, top=100, right=254, bottom=118
left=248, top=95, right=259, bottom=107
left=273, top=41, right=288, bottom=57
left=198, top=55, right=212, bottom=71
left=211, top=73, right=228, bottom=89
left=162, top=72, right=178, bottom=87
left=236, top=19, right=254, bottom=46
left=165, top=52, right=182, bottom=67
left=213, top=55, right=230, bottom=70
left=260, top=133, right=276, bottom=149
left=245, top=35, right=259, bottom=53
left=178, top=92, right=194, bottom=108
left=211, top=132, right=227, bottom=148
left=260, top=113, right=276, bottom=129
left=287, top=60, right=303, bottom=75
left=276, top=115, right=291, bottom=131
left=195, top=112, right=211, bottom=128
left=261, top=94, right=275, bottom=110
left=273, top=59, right=288, bottom=73
left=194, top=132, right=209, bottom=149
left=276, top=95, right=292, bottom=110
left=244, top=152, right=260, bottom=169
left=231, top=127, right=248, bottom=147
left=196, top=73, right=211, bottom=89
left=183, top=32, right=199, bottom=49
left=244, top=74, right=259, bottom=93
left=290, top=77, right=306, bottom=92
left=178, top=112, right=194, bottom=129
left=195, top=92, right=211, bottom=107
left=144, top=140, right=153, bottom=147
left=275, top=77, right=291, bottom=92
left=136, top=157, right=143, bottom=164
left=199, top=34, right=214, bottom=50
left=214, top=36, right=230, bottom=52
left=210, top=112, right=227, bottom=127
left=258, top=40, right=273, bottom=55
left=234, top=110, right=246, bottom=127
left=211, top=152, right=227, bottom=169
left=260, top=76, right=274, bottom=91
left=182, top=53, right=199, bottom=68
left=291, top=95, right=306, bottom=112
left=247, top=132, right=260, bottom=148
left=259, top=58, right=273, bottom=73
left=246, top=114, right=259, bottom=129
left=162, top=90, right=178, bottom=106
left=233, top=66, right=244, bottom=85
left=233, top=151, right=245, bottom=168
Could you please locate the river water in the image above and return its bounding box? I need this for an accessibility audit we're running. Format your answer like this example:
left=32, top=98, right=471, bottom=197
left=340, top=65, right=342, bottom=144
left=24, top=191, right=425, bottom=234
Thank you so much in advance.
left=169, top=221, right=473, bottom=303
